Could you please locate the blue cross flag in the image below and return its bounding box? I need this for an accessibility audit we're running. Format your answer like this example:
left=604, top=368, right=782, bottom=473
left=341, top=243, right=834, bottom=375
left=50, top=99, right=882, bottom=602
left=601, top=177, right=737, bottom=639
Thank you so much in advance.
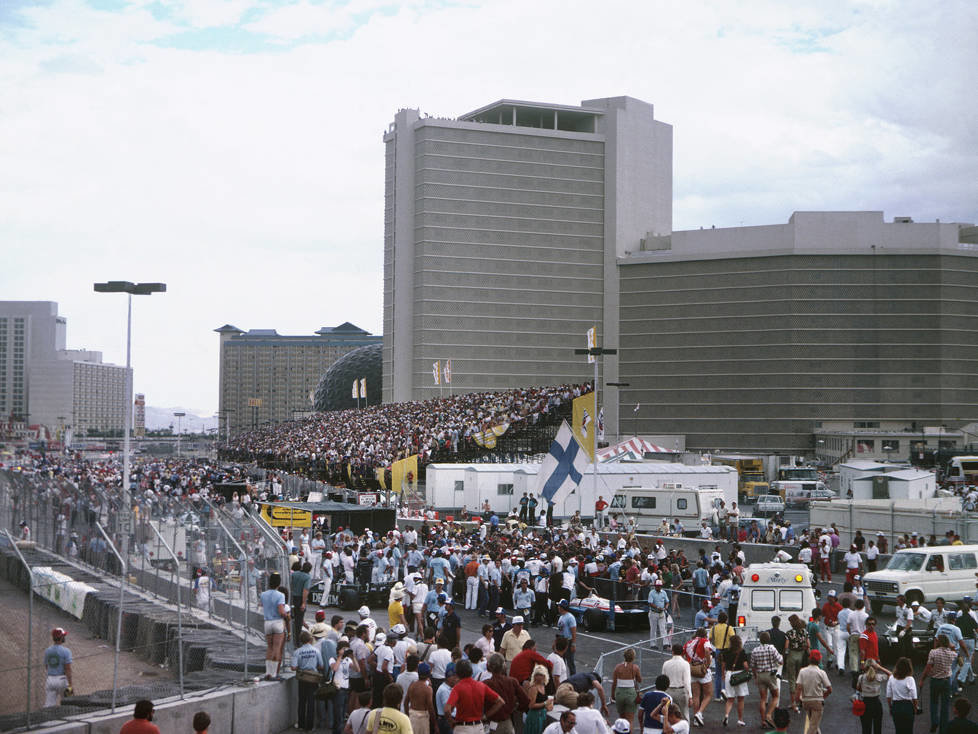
left=536, top=420, right=590, bottom=506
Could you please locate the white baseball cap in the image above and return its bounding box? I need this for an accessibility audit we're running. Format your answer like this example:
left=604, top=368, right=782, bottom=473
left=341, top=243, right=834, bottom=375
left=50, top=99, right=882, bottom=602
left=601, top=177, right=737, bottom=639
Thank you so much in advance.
left=358, top=606, right=370, bottom=617
left=612, top=720, right=631, bottom=734
left=512, top=615, right=525, bottom=624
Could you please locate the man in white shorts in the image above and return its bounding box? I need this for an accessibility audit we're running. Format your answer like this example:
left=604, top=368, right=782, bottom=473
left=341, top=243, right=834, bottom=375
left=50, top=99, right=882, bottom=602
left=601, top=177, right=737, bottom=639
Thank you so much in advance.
left=260, top=572, right=288, bottom=680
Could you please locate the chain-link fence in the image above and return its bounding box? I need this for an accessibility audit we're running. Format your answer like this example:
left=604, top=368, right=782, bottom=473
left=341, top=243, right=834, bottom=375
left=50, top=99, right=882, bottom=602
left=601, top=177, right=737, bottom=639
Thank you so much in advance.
left=0, top=468, right=285, bottom=729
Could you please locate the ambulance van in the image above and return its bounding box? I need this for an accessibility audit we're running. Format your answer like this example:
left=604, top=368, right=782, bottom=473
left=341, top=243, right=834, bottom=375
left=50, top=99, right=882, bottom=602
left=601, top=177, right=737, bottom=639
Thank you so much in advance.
left=735, top=563, right=818, bottom=646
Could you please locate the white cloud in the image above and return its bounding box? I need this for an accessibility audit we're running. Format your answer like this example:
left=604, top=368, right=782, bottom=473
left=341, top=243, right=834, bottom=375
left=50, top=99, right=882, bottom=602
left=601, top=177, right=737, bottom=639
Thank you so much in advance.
left=0, top=0, right=975, bottom=412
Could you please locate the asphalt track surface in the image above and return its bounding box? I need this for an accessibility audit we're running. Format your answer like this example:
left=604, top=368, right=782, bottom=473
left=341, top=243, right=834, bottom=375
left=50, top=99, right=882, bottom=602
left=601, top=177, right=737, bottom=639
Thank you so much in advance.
left=298, top=571, right=950, bottom=734
left=0, top=575, right=171, bottom=717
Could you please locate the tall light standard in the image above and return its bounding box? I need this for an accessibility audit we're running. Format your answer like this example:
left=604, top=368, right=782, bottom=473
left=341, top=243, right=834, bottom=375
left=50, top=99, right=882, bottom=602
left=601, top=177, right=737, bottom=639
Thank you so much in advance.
left=174, top=411, right=185, bottom=456
left=94, top=281, right=166, bottom=551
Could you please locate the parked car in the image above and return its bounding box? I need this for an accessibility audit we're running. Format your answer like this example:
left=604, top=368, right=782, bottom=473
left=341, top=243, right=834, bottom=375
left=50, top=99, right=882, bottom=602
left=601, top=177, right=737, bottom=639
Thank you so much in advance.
left=752, top=494, right=786, bottom=518
left=785, top=488, right=836, bottom=509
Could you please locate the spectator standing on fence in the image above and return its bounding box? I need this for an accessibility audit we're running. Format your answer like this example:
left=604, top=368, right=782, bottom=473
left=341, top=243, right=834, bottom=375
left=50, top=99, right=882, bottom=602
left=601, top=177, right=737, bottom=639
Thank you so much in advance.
left=260, top=572, right=288, bottom=680
left=43, top=627, right=73, bottom=707
left=119, top=700, right=160, bottom=734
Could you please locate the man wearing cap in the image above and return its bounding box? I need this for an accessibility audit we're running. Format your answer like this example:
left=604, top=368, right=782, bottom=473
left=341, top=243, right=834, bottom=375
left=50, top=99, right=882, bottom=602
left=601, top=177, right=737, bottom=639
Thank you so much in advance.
left=43, top=627, right=73, bottom=707
left=556, top=599, right=579, bottom=675
left=441, top=600, right=461, bottom=648
left=425, top=579, right=445, bottom=628
left=821, top=590, right=842, bottom=670
left=843, top=544, right=863, bottom=584
left=513, top=578, right=536, bottom=623
left=406, top=662, right=437, bottom=734
left=500, top=616, right=531, bottom=662
left=954, top=597, right=977, bottom=692
left=308, top=610, right=330, bottom=641
left=793, top=650, right=832, bottom=734
left=492, top=608, right=512, bottom=649
left=648, top=580, right=671, bottom=651
left=373, top=632, right=395, bottom=707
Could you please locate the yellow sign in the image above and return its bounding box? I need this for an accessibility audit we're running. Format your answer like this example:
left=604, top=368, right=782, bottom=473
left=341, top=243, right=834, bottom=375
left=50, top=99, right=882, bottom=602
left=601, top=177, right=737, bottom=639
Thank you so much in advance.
left=260, top=504, right=312, bottom=528
left=391, top=454, right=418, bottom=495
left=248, top=398, right=262, bottom=407
left=572, top=391, right=596, bottom=462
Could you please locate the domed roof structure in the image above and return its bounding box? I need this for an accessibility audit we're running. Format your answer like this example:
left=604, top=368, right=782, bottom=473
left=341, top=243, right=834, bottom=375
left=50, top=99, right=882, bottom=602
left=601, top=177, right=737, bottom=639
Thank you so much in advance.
left=314, top=343, right=382, bottom=412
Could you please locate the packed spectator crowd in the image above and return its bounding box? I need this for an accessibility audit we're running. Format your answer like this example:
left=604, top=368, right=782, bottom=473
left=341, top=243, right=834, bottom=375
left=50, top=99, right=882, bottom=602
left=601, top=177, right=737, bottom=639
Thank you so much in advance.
left=222, top=384, right=589, bottom=484
left=268, top=509, right=978, bottom=734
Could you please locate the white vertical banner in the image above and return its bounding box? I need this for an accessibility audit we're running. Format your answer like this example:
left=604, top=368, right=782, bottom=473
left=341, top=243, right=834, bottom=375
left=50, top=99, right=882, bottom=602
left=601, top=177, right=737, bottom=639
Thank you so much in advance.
left=432, top=361, right=441, bottom=385
left=586, top=326, right=596, bottom=364
left=360, top=377, right=367, bottom=400
left=442, top=359, right=452, bottom=384
left=597, top=406, right=605, bottom=441
left=352, top=380, right=360, bottom=399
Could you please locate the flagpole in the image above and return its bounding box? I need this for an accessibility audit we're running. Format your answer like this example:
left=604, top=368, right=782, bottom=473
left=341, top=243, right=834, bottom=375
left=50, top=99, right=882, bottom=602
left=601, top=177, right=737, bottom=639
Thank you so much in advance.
left=590, top=357, right=597, bottom=520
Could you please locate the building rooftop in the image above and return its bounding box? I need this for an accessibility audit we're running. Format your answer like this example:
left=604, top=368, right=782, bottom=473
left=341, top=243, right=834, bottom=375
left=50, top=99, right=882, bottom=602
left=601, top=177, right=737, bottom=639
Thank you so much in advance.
left=458, top=99, right=602, bottom=133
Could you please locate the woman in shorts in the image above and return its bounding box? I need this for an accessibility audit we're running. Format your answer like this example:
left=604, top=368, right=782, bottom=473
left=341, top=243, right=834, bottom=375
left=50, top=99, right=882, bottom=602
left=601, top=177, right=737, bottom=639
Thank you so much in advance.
left=611, top=648, right=642, bottom=732
left=259, top=572, right=288, bottom=680
left=720, top=634, right=749, bottom=726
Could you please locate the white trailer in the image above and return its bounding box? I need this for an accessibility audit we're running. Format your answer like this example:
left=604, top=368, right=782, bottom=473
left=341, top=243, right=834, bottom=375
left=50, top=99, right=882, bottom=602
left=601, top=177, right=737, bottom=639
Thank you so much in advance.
left=424, top=461, right=738, bottom=518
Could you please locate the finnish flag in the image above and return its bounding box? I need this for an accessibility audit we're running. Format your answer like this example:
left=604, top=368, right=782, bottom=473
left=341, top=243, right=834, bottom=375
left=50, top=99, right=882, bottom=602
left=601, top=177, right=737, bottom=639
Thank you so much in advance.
left=536, top=420, right=590, bottom=506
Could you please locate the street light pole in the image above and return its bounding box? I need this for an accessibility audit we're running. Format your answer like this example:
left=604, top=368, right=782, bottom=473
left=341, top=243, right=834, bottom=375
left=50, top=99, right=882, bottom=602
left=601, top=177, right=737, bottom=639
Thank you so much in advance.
left=94, top=281, right=166, bottom=558
left=174, top=411, right=185, bottom=456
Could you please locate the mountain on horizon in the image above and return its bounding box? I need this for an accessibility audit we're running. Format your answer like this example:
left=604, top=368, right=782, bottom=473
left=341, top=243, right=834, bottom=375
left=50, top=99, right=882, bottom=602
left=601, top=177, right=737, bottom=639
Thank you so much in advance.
left=144, top=406, right=219, bottom=433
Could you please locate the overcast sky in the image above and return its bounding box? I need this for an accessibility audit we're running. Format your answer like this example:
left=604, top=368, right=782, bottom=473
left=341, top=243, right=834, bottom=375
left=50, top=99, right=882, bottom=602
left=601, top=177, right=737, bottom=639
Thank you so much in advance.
left=2, top=0, right=975, bottom=416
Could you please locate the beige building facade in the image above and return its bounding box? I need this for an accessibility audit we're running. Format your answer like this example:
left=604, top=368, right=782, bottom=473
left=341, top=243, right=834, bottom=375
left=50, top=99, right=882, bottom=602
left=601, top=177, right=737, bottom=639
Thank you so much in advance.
left=216, top=323, right=381, bottom=435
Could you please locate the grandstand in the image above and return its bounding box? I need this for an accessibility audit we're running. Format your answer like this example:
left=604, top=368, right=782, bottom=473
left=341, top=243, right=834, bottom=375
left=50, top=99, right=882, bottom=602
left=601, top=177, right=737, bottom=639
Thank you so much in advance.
left=220, top=384, right=587, bottom=489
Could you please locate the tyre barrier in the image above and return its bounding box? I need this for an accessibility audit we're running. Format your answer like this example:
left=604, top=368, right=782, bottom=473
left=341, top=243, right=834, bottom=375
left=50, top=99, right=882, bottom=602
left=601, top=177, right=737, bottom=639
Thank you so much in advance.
left=0, top=542, right=260, bottom=729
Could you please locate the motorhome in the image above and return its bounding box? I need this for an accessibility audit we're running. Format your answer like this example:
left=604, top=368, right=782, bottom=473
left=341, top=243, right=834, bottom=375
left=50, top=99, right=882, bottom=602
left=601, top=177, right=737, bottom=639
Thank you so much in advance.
left=608, top=483, right=724, bottom=532
left=947, top=456, right=978, bottom=487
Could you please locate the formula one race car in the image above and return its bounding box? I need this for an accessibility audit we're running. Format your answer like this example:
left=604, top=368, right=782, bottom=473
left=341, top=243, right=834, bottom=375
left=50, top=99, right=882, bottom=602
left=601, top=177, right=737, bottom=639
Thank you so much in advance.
left=567, top=593, right=650, bottom=632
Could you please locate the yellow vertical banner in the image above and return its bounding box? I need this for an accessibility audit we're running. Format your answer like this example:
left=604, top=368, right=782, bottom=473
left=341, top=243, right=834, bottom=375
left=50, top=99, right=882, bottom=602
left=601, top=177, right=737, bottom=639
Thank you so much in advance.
left=390, top=454, right=419, bottom=494
left=375, top=467, right=388, bottom=490
left=572, top=391, right=596, bottom=462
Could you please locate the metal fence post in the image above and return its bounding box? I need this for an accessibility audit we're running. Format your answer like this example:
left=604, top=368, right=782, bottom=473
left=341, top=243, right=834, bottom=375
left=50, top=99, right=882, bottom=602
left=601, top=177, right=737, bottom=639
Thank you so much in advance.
left=201, top=500, right=251, bottom=679
left=145, top=522, right=185, bottom=699
left=4, top=529, right=33, bottom=728
left=95, top=522, right=126, bottom=712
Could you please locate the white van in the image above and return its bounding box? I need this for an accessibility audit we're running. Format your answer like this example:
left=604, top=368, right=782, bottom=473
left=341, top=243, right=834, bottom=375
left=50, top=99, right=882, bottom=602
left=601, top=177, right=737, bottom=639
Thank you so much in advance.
left=609, top=484, right=723, bottom=533
left=735, top=563, right=818, bottom=645
left=862, top=544, right=978, bottom=613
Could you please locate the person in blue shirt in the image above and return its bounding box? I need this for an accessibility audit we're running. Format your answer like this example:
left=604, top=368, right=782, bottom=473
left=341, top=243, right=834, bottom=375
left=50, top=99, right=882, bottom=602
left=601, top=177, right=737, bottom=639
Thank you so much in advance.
left=513, top=578, right=536, bottom=620
left=43, top=627, right=73, bottom=707
left=694, top=599, right=716, bottom=630
left=429, top=552, right=453, bottom=586
left=608, top=556, right=623, bottom=582
left=648, top=581, right=671, bottom=650
left=260, top=572, right=288, bottom=680
left=638, top=675, right=672, bottom=732
left=556, top=599, right=578, bottom=676
left=291, top=630, right=324, bottom=732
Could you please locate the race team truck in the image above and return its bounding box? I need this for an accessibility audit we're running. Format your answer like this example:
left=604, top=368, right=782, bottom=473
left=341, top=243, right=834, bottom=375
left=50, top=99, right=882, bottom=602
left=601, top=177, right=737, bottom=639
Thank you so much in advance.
left=770, top=465, right=826, bottom=500
left=712, top=455, right=771, bottom=504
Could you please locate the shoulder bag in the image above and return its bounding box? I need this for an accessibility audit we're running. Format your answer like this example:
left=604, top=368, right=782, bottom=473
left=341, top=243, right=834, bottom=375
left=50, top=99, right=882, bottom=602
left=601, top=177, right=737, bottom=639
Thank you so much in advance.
left=315, top=660, right=339, bottom=700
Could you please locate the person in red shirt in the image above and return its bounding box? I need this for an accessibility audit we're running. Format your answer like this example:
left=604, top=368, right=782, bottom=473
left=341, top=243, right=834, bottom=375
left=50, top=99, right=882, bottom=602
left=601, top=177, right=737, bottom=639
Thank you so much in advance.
left=119, top=700, right=161, bottom=734
left=446, top=659, right=504, bottom=734
left=595, top=497, right=609, bottom=529
left=821, top=591, right=843, bottom=668
left=858, top=617, right=880, bottom=668
left=509, top=639, right=554, bottom=683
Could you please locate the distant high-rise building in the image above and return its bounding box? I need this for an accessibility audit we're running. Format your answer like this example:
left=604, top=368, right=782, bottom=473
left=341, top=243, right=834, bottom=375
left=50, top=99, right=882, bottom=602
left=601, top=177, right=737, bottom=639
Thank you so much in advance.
left=216, top=322, right=382, bottom=435
left=0, top=301, right=129, bottom=435
left=383, top=96, right=672, bottom=438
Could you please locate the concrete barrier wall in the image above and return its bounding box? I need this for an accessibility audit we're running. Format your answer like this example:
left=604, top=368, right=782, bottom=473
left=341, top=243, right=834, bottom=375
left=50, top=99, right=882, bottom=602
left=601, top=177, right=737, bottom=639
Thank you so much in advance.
left=50, top=680, right=294, bottom=734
